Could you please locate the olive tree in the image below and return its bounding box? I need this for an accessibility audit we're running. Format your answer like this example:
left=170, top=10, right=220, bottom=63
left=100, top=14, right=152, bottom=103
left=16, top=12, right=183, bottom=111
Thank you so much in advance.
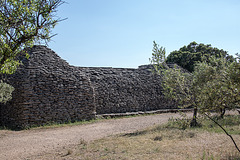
left=150, top=41, right=200, bottom=126
left=150, top=41, right=240, bottom=152
left=150, top=41, right=239, bottom=126
left=0, top=0, right=65, bottom=103
left=195, top=57, right=240, bottom=118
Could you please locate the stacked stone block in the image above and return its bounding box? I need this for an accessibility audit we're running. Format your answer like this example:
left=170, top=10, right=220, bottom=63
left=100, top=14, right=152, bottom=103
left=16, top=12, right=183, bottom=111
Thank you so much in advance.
left=81, top=64, right=177, bottom=114
left=0, top=46, right=96, bottom=129
left=0, top=45, right=178, bottom=129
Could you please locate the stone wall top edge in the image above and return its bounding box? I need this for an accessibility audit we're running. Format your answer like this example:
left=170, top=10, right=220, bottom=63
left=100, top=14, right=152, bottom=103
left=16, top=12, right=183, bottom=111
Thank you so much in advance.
left=29, top=45, right=178, bottom=71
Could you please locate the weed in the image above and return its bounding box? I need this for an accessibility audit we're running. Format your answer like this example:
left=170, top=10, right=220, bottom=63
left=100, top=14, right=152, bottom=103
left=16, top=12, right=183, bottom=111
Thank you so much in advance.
left=166, top=116, right=191, bottom=130
left=61, top=149, right=73, bottom=157
left=153, top=136, right=162, bottom=141
left=201, top=150, right=215, bottom=160
left=78, top=138, right=88, bottom=150
left=187, top=131, right=195, bottom=138
left=122, top=130, right=148, bottom=137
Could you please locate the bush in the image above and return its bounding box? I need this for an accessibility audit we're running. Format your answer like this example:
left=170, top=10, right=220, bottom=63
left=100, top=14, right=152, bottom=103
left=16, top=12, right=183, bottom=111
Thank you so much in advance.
left=0, top=81, right=14, bottom=104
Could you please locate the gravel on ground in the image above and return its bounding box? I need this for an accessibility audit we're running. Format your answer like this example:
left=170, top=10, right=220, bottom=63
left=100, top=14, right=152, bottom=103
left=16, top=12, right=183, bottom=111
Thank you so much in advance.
left=0, top=112, right=196, bottom=160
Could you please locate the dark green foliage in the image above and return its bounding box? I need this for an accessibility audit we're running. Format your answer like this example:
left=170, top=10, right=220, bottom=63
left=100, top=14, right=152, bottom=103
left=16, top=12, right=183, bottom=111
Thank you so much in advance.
left=166, top=41, right=234, bottom=72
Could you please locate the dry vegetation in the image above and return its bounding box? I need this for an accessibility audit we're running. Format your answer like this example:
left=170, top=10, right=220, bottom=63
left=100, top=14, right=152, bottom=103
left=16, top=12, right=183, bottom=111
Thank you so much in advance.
left=35, top=115, right=240, bottom=160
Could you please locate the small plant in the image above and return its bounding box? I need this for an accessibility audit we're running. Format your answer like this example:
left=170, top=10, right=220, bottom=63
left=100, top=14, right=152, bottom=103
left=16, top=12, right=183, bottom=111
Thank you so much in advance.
left=78, top=138, right=88, bottom=150
left=187, top=132, right=195, bottom=138
left=167, top=113, right=191, bottom=130
left=61, top=149, right=73, bottom=157
left=153, top=136, right=162, bottom=141
left=0, top=81, right=14, bottom=104
left=66, top=149, right=73, bottom=156
left=201, top=150, right=215, bottom=160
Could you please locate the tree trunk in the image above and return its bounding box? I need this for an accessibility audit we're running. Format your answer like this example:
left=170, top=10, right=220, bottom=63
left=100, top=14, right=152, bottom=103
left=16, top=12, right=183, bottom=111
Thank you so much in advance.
left=220, top=108, right=226, bottom=119
left=190, top=107, right=198, bottom=127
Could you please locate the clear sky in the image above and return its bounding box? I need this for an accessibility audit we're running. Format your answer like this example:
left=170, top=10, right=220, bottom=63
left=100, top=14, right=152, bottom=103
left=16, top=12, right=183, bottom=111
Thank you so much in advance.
left=48, top=0, right=240, bottom=68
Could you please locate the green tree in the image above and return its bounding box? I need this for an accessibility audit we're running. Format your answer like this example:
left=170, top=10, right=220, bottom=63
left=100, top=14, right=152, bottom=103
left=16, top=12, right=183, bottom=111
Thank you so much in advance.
left=195, top=56, right=240, bottom=118
left=0, top=0, right=64, bottom=103
left=150, top=41, right=239, bottom=126
left=166, top=41, right=234, bottom=72
left=150, top=41, right=240, bottom=152
left=150, top=41, right=199, bottom=126
left=161, top=64, right=200, bottom=126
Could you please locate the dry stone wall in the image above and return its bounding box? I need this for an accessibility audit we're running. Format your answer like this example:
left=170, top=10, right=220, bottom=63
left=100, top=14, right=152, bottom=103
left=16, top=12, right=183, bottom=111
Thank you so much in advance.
left=0, top=45, right=177, bottom=129
left=0, top=46, right=96, bottom=129
left=81, top=65, right=177, bottom=114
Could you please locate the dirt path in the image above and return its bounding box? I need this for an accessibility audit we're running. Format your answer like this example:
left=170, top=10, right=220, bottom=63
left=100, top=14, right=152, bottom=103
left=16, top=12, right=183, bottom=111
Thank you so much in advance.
left=0, top=112, right=190, bottom=160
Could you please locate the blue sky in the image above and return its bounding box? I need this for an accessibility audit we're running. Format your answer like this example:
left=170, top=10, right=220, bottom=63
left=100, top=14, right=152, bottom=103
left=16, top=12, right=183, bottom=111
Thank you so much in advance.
left=49, top=0, right=240, bottom=68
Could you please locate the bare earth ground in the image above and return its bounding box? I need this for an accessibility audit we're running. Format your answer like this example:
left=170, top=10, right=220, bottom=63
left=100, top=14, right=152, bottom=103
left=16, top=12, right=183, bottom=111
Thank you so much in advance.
left=0, top=112, right=191, bottom=160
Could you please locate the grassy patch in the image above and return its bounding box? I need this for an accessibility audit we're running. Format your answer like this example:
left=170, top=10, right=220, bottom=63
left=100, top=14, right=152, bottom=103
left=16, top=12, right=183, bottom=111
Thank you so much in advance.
left=196, top=115, right=240, bottom=135
left=26, top=113, right=159, bottom=130
left=28, top=118, right=104, bottom=130
left=0, top=112, right=155, bottom=131
left=165, top=114, right=240, bottom=135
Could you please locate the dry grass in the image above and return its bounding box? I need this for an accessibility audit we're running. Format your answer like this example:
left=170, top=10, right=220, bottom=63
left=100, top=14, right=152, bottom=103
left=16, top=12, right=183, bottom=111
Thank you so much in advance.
left=50, top=127, right=239, bottom=160
left=34, top=115, right=240, bottom=160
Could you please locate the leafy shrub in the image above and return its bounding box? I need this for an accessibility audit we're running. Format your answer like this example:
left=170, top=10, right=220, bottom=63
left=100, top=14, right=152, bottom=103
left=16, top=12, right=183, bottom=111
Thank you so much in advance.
left=167, top=116, right=191, bottom=130
left=0, top=81, right=14, bottom=104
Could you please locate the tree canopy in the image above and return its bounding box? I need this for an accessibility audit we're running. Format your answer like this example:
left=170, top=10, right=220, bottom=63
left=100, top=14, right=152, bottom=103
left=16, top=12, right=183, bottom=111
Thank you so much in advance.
left=150, top=41, right=240, bottom=126
left=194, top=57, right=240, bottom=117
left=0, top=0, right=65, bottom=74
left=166, top=41, right=235, bottom=72
left=0, top=0, right=64, bottom=103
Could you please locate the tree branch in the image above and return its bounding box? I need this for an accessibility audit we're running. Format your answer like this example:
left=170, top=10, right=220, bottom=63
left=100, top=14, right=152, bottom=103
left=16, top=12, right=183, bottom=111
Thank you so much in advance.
left=204, top=113, right=240, bottom=153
